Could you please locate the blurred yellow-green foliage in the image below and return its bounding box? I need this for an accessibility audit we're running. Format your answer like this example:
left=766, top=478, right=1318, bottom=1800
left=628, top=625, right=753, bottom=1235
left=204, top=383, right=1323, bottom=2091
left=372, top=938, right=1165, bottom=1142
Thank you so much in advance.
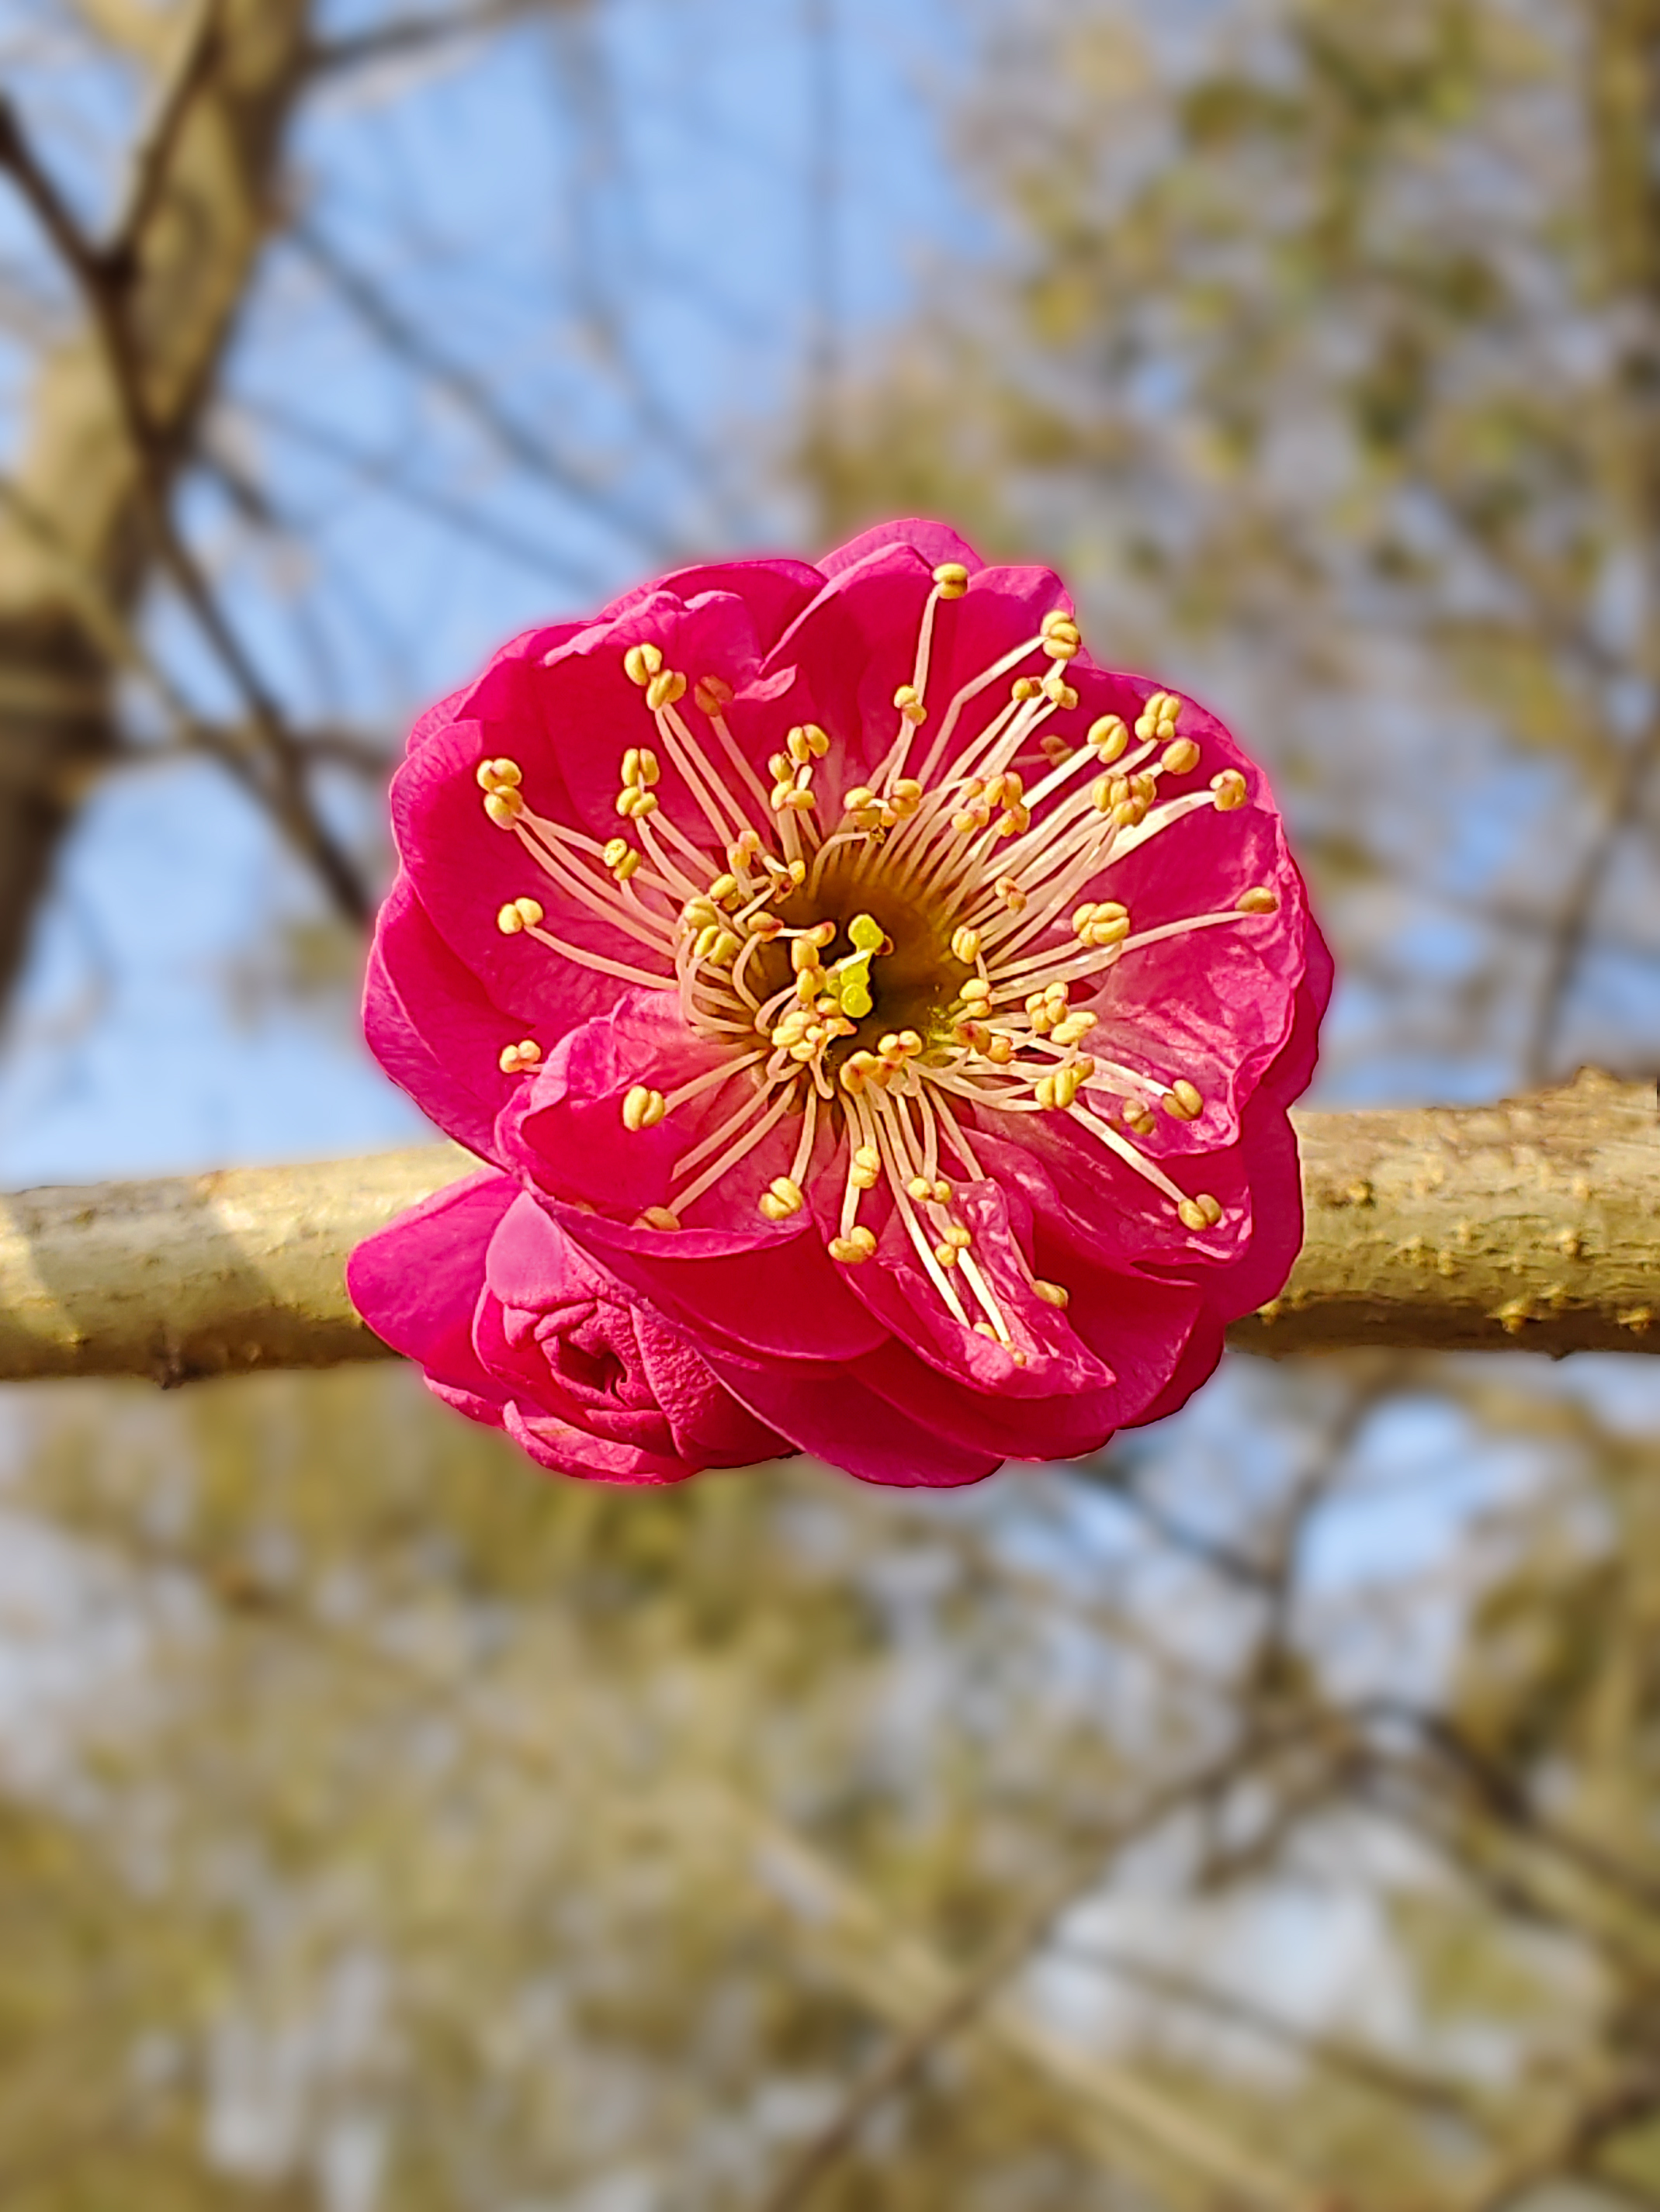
left=3, top=0, right=1660, bottom=2205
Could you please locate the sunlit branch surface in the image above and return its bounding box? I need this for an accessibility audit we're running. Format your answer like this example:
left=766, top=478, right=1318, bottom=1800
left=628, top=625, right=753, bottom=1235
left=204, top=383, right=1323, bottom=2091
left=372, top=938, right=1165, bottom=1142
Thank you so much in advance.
left=0, top=1071, right=1652, bottom=1386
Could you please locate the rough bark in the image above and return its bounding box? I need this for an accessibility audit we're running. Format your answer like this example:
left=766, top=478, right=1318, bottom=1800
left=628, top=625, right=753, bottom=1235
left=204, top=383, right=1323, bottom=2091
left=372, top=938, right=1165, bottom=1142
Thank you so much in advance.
left=0, top=1071, right=1652, bottom=1386
left=0, top=0, right=314, bottom=1009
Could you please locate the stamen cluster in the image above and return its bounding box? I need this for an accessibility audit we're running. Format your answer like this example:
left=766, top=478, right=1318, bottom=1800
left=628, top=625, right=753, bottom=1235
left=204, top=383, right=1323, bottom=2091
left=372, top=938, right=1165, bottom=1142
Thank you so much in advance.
left=351, top=521, right=1329, bottom=1488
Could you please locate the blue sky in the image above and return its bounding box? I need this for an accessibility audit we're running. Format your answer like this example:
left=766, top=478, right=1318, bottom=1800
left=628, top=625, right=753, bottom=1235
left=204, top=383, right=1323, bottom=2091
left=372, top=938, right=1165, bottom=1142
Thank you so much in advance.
left=0, top=0, right=972, bottom=1183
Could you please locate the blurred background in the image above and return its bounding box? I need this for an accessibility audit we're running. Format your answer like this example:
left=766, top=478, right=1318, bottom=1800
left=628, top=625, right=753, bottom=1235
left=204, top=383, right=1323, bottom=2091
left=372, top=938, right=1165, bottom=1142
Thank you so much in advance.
left=2, top=1, right=1660, bottom=2204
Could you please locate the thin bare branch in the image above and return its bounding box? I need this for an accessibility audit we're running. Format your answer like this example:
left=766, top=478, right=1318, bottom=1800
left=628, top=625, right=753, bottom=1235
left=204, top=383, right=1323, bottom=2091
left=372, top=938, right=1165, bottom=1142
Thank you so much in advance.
left=306, top=0, right=556, bottom=74
left=291, top=218, right=689, bottom=562
left=107, top=0, right=227, bottom=268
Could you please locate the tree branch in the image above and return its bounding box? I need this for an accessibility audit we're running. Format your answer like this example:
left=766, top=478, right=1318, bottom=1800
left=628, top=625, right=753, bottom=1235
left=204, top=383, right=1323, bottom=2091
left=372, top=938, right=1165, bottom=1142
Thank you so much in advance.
left=0, top=1073, right=1654, bottom=1386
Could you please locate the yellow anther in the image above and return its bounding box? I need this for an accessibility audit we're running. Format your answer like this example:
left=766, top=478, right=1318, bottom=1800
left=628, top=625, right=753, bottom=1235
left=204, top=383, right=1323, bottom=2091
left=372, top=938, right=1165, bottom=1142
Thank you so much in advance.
left=1211, top=769, right=1248, bottom=811
left=1162, top=736, right=1201, bottom=775
left=1050, top=1013, right=1098, bottom=1047
left=851, top=1141, right=882, bottom=1188
left=943, top=1223, right=972, bottom=1250
left=497, top=902, right=525, bottom=934
left=907, top=1175, right=933, bottom=1201
left=638, top=748, right=660, bottom=787
left=708, top=872, right=740, bottom=906
left=892, top=683, right=927, bottom=725
left=959, top=978, right=993, bottom=1008
left=786, top=722, right=830, bottom=760
left=1122, top=1099, right=1156, bottom=1137
left=622, top=1085, right=667, bottom=1132
left=710, top=931, right=741, bottom=965
left=1040, top=626, right=1080, bottom=661
left=951, top=926, right=982, bottom=964
left=1040, top=607, right=1076, bottom=637
left=934, top=1242, right=959, bottom=1269
left=604, top=836, right=632, bottom=870
left=951, top=810, right=982, bottom=837
left=1088, top=715, right=1128, bottom=762
left=622, top=746, right=643, bottom=788
left=1163, top=1079, right=1204, bottom=1121
left=694, top=673, right=734, bottom=713
left=1113, top=798, right=1149, bottom=829
left=1041, top=671, right=1079, bottom=709
left=843, top=785, right=876, bottom=815
left=1136, top=691, right=1180, bottom=739
left=788, top=857, right=807, bottom=884
left=613, top=842, right=643, bottom=878
left=986, top=1034, right=1014, bottom=1065
left=1073, top=900, right=1127, bottom=939
left=932, top=561, right=970, bottom=597
left=830, top=1227, right=879, bottom=1264
left=791, top=936, right=821, bottom=974
left=484, top=789, right=525, bottom=828
left=622, top=642, right=664, bottom=686
left=890, top=777, right=923, bottom=815
left=847, top=913, right=885, bottom=954
left=638, top=1205, right=681, bottom=1232
left=759, top=1176, right=806, bottom=1222
left=646, top=669, right=687, bottom=712
left=776, top=785, right=817, bottom=813
left=1237, top=886, right=1278, bottom=914
left=1031, top=1279, right=1070, bottom=1310
left=693, top=924, right=723, bottom=962
left=476, top=755, right=522, bottom=791
left=1177, top=1193, right=1223, bottom=1232
left=1011, top=676, right=1041, bottom=702
left=498, top=1038, right=542, bottom=1075
left=995, top=875, right=1026, bottom=913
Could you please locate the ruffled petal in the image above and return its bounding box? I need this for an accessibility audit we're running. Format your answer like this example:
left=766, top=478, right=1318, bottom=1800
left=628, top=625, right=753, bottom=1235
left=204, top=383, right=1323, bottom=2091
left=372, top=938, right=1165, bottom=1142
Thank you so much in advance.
left=345, top=1169, right=518, bottom=1421
left=353, top=519, right=1331, bottom=1489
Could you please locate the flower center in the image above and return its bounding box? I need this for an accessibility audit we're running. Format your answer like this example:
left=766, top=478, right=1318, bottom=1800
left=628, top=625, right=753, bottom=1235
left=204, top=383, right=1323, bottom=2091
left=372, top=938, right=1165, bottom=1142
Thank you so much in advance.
left=756, top=853, right=970, bottom=1078
left=476, top=561, right=1279, bottom=1341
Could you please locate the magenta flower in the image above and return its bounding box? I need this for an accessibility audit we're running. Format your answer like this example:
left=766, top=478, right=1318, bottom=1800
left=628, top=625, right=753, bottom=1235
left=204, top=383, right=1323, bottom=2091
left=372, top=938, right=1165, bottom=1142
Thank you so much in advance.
left=348, top=519, right=1330, bottom=1487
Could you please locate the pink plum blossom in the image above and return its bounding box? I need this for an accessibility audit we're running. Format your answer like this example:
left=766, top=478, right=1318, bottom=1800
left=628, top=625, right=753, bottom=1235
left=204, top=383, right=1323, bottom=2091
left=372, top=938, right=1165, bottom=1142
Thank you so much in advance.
left=348, top=519, right=1330, bottom=1487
